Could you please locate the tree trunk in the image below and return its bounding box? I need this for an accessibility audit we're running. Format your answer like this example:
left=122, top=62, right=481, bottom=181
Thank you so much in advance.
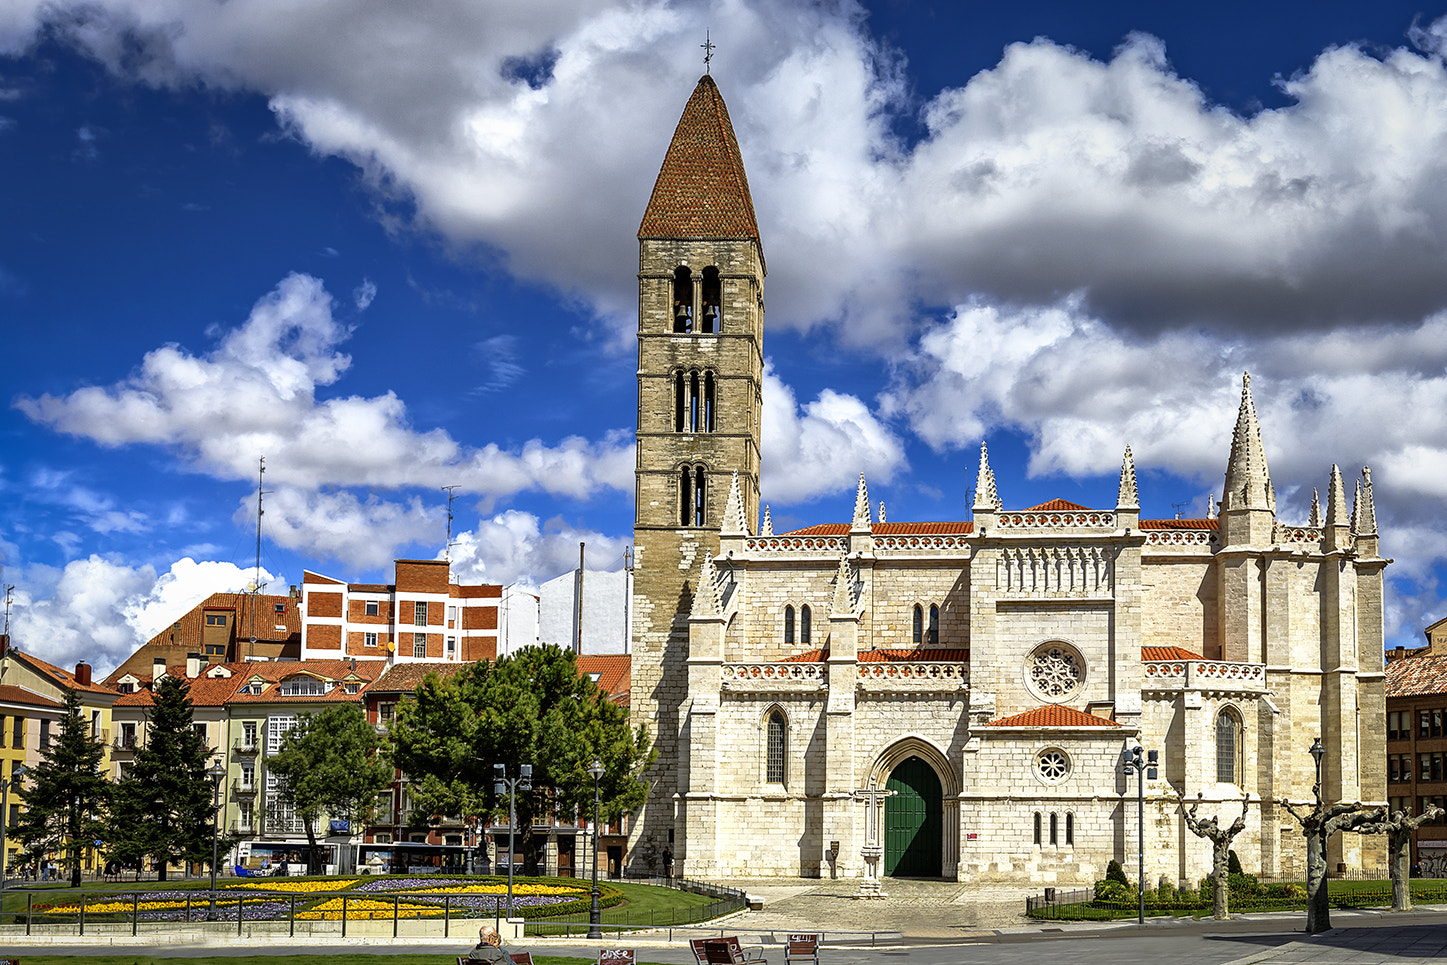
left=157, top=859, right=168, bottom=882
left=1390, top=829, right=1411, bottom=912
left=1212, top=841, right=1230, bottom=920
left=1304, top=828, right=1330, bottom=933
left=304, top=820, right=321, bottom=875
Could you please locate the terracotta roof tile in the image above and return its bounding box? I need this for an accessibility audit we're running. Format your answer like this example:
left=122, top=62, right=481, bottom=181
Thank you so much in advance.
left=0, top=684, right=64, bottom=709
left=577, top=654, right=630, bottom=700
left=1139, top=518, right=1219, bottom=530
left=986, top=705, right=1121, bottom=727
left=638, top=75, right=763, bottom=265
left=369, top=662, right=468, bottom=693
left=12, top=650, right=115, bottom=695
left=780, top=648, right=967, bottom=663
left=1024, top=499, right=1093, bottom=512
left=780, top=522, right=974, bottom=537
left=1142, top=646, right=1202, bottom=661
left=1387, top=654, right=1447, bottom=697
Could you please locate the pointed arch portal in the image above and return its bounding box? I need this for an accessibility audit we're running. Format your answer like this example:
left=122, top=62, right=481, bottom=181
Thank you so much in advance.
left=884, top=756, right=943, bottom=877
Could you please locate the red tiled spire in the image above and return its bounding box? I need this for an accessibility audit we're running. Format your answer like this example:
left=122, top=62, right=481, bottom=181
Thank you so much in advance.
left=638, top=75, right=763, bottom=259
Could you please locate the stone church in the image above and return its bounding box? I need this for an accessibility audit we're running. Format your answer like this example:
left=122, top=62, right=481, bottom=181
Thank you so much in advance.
left=628, top=75, right=1387, bottom=884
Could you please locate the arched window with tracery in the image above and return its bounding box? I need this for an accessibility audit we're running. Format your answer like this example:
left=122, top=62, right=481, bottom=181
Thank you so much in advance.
left=679, top=465, right=708, bottom=527
left=701, top=266, right=721, bottom=333
left=800, top=605, right=811, bottom=644
left=674, top=369, right=717, bottom=433
left=673, top=266, right=693, bottom=333
left=784, top=605, right=795, bottom=645
left=1216, top=709, right=1242, bottom=784
left=766, top=710, right=786, bottom=784
left=912, top=605, right=923, bottom=644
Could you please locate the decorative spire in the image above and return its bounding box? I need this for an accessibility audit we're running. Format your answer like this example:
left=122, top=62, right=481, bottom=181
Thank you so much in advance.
left=1309, top=488, right=1321, bottom=528
left=691, top=553, right=720, bottom=617
left=1351, top=478, right=1362, bottom=534
left=720, top=470, right=746, bottom=536
left=852, top=473, right=872, bottom=530
left=1116, top=445, right=1139, bottom=510
left=973, top=441, right=1001, bottom=511
left=1206, top=496, right=1217, bottom=520
left=1358, top=467, right=1378, bottom=535
left=761, top=505, right=773, bottom=536
left=1325, top=464, right=1349, bottom=530
left=878, top=501, right=886, bottom=524
left=1221, top=372, right=1275, bottom=514
left=830, top=554, right=857, bottom=616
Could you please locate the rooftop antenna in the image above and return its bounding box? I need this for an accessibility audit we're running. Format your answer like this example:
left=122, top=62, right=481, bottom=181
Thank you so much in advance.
left=251, top=456, right=272, bottom=647
left=701, top=30, right=715, bottom=74
left=2, top=584, right=13, bottom=674
left=1171, top=499, right=1188, bottom=520
left=441, top=485, right=461, bottom=565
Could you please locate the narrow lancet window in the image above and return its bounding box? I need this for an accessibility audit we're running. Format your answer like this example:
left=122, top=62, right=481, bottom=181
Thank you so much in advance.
left=701, top=266, right=721, bottom=333
left=674, top=372, right=685, bottom=431
left=679, top=467, right=692, bottom=527
left=784, top=606, right=795, bottom=644
left=1216, top=710, right=1241, bottom=784
left=928, top=604, right=940, bottom=644
left=766, top=711, right=786, bottom=783
left=704, top=372, right=716, bottom=431
left=693, top=466, right=707, bottom=526
left=800, top=605, right=811, bottom=644
left=673, top=267, right=693, bottom=333
left=912, top=605, right=923, bottom=644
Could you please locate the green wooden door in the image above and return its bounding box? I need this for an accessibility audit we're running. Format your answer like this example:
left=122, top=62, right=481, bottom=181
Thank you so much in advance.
left=884, top=756, right=942, bottom=877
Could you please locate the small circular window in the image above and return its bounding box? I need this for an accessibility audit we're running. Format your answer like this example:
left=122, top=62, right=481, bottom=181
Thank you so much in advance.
left=1026, top=642, right=1084, bottom=703
left=1035, top=748, right=1071, bottom=785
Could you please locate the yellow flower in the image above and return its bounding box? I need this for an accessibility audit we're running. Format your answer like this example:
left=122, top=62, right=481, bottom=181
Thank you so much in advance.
left=227, top=879, right=359, bottom=893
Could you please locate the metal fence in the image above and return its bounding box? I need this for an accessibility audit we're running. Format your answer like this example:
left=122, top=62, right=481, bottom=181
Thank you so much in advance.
left=522, top=876, right=749, bottom=937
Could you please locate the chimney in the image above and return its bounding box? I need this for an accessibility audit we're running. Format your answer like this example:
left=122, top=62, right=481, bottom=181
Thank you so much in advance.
left=153, top=656, right=167, bottom=689
left=290, top=584, right=299, bottom=602
left=186, top=652, right=202, bottom=679
left=74, top=662, right=92, bottom=687
left=0, top=633, right=8, bottom=657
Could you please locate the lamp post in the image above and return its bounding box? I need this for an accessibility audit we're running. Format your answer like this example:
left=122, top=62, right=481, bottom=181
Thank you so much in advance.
left=493, top=763, right=532, bottom=920
left=1, top=764, right=28, bottom=914
left=1309, top=736, right=1326, bottom=806
left=586, top=758, right=605, bottom=939
left=1122, top=743, right=1158, bottom=926
left=207, top=762, right=226, bottom=919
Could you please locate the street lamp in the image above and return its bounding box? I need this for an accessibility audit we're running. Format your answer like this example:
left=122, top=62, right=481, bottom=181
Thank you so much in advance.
left=1122, top=743, right=1158, bottom=926
left=493, top=763, right=532, bottom=920
left=207, top=762, right=226, bottom=920
left=1, top=764, right=28, bottom=915
left=1309, top=736, right=1326, bottom=806
left=586, top=758, right=605, bottom=939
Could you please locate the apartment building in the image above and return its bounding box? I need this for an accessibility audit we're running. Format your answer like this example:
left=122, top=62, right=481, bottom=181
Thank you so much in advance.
left=300, top=559, right=502, bottom=663
left=1385, top=645, right=1447, bottom=876
left=106, top=591, right=302, bottom=682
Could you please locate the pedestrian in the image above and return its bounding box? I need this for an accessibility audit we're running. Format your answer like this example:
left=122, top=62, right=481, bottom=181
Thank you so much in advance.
left=662, top=846, right=673, bottom=880
left=467, top=924, right=518, bottom=964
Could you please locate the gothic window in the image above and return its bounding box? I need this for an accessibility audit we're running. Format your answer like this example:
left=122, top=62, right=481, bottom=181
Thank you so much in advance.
left=912, top=605, right=923, bottom=644
left=928, top=604, right=939, bottom=644
left=704, top=372, right=716, bottom=431
left=672, top=267, right=693, bottom=333
left=1025, top=642, right=1085, bottom=703
left=701, top=266, right=721, bottom=332
left=674, top=369, right=718, bottom=433
left=766, top=710, right=786, bottom=784
left=784, top=606, right=795, bottom=645
left=674, top=372, right=685, bottom=431
left=1065, top=812, right=1074, bottom=845
left=1034, top=747, right=1071, bottom=785
left=1033, top=812, right=1041, bottom=845
left=1216, top=710, right=1242, bottom=784
left=1049, top=813, right=1058, bottom=845
left=693, top=466, right=707, bottom=526
left=800, top=605, right=811, bottom=645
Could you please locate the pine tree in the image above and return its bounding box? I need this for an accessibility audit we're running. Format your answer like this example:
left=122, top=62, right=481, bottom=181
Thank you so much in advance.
left=108, top=676, right=217, bottom=882
left=13, top=688, right=110, bottom=886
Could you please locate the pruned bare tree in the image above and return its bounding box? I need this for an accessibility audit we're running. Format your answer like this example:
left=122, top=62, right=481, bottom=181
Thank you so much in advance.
left=1280, top=797, right=1385, bottom=933
left=1355, top=805, right=1446, bottom=911
left=1175, top=791, right=1250, bottom=920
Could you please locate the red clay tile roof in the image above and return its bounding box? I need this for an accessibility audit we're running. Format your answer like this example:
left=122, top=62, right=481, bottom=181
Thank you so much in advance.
left=369, top=662, right=468, bottom=694
left=1387, top=654, right=1447, bottom=697
left=987, top=705, right=1121, bottom=727
left=11, top=650, right=116, bottom=695
left=638, top=75, right=763, bottom=263
left=1024, top=499, right=1092, bottom=512
left=0, top=684, right=63, bottom=709
left=780, top=522, right=974, bottom=537
left=224, top=659, right=385, bottom=705
left=780, top=648, right=968, bottom=663
left=577, top=654, right=630, bottom=700
left=303, top=570, right=345, bottom=585
left=1139, top=518, right=1219, bottom=530
left=1142, top=646, right=1202, bottom=661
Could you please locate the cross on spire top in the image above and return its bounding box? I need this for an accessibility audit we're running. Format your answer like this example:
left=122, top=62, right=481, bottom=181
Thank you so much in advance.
left=701, top=30, right=716, bottom=73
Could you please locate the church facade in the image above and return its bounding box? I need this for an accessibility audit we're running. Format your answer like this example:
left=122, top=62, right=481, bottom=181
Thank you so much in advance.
left=629, top=76, right=1387, bottom=885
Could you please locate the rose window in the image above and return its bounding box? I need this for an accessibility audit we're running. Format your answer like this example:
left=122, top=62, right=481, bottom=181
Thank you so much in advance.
left=1035, top=748, right=1070, bottom=784
left=1027, top=644, right=1084, bottom=702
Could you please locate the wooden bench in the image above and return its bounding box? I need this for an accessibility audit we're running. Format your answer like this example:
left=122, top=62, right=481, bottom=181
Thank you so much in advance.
left=784, top=934, right=819, bottom=965
left=456, top=954, right=531, bottom=965
left=699, top=938, right=766, bottom=965
left=598, top=951, right=635, bottom=965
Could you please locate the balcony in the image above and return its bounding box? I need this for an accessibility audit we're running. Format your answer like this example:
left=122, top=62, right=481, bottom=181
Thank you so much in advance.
left=1141, top=658, right=1268, bottom=693
left=232, top=779, right=258, bottom=796
left=111, top=735, right=139, bottom=752
left=233, top=738, right=260, bottom=755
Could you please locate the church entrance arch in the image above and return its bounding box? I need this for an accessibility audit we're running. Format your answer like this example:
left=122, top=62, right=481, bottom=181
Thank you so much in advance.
left=884, top=756, right=942, bottom=876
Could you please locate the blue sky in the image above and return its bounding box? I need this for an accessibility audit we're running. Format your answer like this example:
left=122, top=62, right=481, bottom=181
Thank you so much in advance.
left=4, top=0, right=1447, bottom=673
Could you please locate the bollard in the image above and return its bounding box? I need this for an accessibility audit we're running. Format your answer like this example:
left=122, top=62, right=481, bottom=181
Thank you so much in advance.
left=135, top=892, right=141, bottom=936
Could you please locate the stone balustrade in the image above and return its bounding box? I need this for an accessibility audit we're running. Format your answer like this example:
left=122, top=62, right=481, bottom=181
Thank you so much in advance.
left=1141, top=658, right=1267, bottom=692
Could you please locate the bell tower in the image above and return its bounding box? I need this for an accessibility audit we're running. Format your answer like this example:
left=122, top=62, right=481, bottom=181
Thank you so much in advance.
left=630, top=74, right=765, bottom=860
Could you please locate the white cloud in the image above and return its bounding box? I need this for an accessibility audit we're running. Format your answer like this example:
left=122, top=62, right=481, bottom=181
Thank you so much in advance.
left=16, top=273, right=635, bottom=501
left=7, top=556, right=275, bottom=675
left=246, top=486, right=437, bottom=571
left=445, top=510, right=627, bottom=587
left=761, top=363, right=905, bottom=504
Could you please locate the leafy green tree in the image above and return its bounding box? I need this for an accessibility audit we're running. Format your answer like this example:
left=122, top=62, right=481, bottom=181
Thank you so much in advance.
left=267, top=703, right=392, bottom=874
left=107, top=675, right=217, bottom=882
left=389, top=645, right=653, bottom=875
left=13, top=688, right=110, bottom=886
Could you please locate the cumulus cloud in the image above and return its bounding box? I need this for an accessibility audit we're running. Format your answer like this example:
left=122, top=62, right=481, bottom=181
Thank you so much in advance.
left=16, top=273, right=634, bottom=499
left=7, top=556, right=276, bottom=674
left=761, top=362, right=905, bottom=504
left=445, top=510, right=627, bottom=587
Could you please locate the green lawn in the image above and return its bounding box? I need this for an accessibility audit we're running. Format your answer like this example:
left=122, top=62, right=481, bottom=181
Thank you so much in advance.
left=16, top=958, right=610, bottom=965
left=1032, top=878, right=1447, bottom=921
